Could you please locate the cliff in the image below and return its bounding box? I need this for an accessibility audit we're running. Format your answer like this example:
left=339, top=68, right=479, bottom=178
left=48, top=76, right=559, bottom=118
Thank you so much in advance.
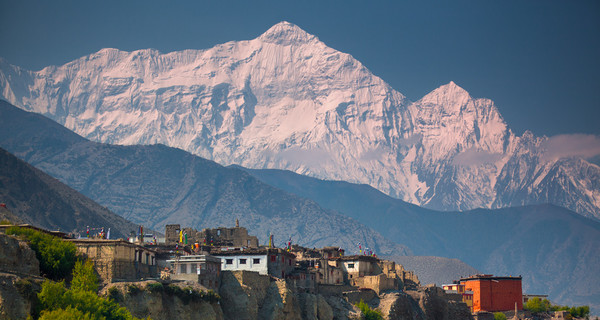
left=100, top=280, right=223, bottom=320
left=0, top=233, right=41, bottom=320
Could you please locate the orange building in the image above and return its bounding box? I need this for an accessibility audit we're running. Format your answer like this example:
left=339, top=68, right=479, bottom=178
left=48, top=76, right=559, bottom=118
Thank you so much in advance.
left=460, top=274, right=523, bottom=312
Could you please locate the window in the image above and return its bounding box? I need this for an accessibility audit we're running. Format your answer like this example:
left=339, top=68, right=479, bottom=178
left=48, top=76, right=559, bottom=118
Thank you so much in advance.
left=180, top=264, right=187, bottom=274
left=288, top=259, right=292, bottom=266
left=347, top=263, right=354, bottom=269
left=281, top=256, right=285, bottom=263
left=225, top=259, right=233, bottom=265
left=270, top=255, right=276, bottom=262
left=240, top=259, right=247, bottom=264
left=253, top=258, right=261, bottom=264
left=190, top=263, right=197, bottom=274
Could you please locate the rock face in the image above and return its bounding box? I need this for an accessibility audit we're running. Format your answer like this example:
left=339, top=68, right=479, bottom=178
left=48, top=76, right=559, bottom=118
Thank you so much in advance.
left=101, top=281, right=223, bottom=320
left=219, top=270, right=348, bottom=320
left=0, top=234, right=39, bottom=277
left=1, top=21, right=599, bottom=220
left=406, top=286, right=473, bottom=320
left=0, top=234, right=40, bottom=320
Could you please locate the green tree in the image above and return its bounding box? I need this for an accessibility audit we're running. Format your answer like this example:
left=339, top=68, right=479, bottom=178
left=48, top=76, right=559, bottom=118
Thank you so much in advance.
left=38, top=279, right=138, bottom=320
left=356, top=299, right=383, bottom=320
left=6, top=227, right=78, bottom=280
left=71, top=260, right=98, bottom=293
left=494, top=312, right=507, bottom=320
left=39, top=306, right=95, bottom=320
left=524, top=297, right=550, bottom=313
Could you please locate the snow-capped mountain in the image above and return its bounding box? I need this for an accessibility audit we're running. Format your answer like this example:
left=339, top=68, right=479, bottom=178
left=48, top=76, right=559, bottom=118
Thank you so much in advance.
left=1, top=21, right=599, bottom=219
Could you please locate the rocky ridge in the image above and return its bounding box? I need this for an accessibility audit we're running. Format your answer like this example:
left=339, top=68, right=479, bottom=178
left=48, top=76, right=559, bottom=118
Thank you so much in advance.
left=1, top=22, right=598, bottom=219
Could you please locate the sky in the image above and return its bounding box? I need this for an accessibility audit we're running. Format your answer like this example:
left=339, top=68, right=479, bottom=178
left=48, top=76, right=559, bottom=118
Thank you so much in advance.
left=0, top=0, right=599, bottom=138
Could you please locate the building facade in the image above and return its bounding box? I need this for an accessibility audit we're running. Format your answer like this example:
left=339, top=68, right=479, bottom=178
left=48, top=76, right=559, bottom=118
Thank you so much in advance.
left=165, top=224, right=259, bottom=248
left=166, top=255, right=221, bottom=291
left=212, top=248, right=295, bottom=278
left=68, top=239, right=158, bottom=283
left=460, top=275, right=523, bottom=312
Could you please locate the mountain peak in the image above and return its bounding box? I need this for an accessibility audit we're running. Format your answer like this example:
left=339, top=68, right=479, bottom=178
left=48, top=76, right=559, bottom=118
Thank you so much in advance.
left=420, top=81, right=471, bottom=105
left=258, top=21, right=318, bottom=45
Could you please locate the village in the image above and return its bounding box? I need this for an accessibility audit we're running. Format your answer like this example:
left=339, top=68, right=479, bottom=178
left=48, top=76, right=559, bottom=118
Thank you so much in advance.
left=0, top=220, right=583, bottom=320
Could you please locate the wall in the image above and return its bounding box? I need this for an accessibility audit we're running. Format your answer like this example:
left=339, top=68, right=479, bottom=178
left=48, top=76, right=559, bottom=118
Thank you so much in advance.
left=217, top=255, right=268, bottom=275
left=350, top=273, right=397, bottom=294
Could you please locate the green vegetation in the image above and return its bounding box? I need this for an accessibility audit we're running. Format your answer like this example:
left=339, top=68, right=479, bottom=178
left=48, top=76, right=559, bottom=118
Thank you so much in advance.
left=356, top=299, right=383, bottom=320
left=146, top=282, right=164, bottom=293
left=524, top=297, right=590, bottom=318
left=6, top=226, right=77, bottom=280
left=126, top=284, right=142, bottom=296
left=162, top=284, right=220, bottom=304
left=71, top=260, right=98, bottom=293
left=36, top=258, right=139, bottom=320
left=493, top=312, right=507, bottom=320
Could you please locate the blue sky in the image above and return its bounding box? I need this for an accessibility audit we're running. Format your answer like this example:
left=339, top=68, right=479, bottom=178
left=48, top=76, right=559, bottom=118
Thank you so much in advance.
left=1, top=0, right=599, bottom=137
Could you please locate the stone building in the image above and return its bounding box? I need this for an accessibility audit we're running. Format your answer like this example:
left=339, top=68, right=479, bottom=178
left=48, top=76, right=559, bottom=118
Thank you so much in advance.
left=166, top=255, right=221, bottom=292
left=165, top=223, right=259, bottom=248
left=338, top=255, right=381, bottom=279
left=443, top=283, right=474, bottom=311
left=68, top=239, right=158, bottom=283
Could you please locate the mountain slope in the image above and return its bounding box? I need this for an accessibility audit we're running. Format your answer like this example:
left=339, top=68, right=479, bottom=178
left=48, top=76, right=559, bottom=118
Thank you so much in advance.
left=1, top=22, right=598, bottom=220
left=0, top=147, right=138, bottom=238
left=0, top=100, right=409, bottom=255
left=239, top=166, right=600, bottom=312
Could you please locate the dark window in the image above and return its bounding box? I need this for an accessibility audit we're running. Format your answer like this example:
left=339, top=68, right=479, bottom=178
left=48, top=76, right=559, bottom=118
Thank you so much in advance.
left=288, top=259, right=291, bottom=266
left=253, top=258, right=261, bottom=264
left=240, top=259, right=247, bottom=264
left=225, top=259, right=233, bottom=265
left=270, top=255, right=276, bottom=262
left=348, top=263, right=354, bottom=269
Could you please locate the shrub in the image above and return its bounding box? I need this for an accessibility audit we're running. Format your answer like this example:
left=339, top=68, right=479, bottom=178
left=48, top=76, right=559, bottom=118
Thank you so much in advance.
left=147, top=282, right=164, bottom=293
left=38, top=280, right=138, bottom=320
left=494, top=312, right=507, bottom=320
left=6, top=227, right=78, bottom=280
left=356, top=299, right=383, bottom=320
left=39, top=306, right=94, bottom=320
left=107, top=287, right=122, bottom=302
left=127, top=284, right=142, bottom=295
left=71, top=260, right=98, bottom=293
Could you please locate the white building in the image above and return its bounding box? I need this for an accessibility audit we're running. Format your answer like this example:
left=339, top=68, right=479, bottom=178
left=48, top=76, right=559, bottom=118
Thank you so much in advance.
left=213, top=248, right=296, bottom=278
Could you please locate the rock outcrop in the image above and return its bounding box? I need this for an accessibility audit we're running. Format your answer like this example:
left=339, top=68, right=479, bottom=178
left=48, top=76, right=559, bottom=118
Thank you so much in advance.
left=219, top=270, right=357, bottom=320
left=406, top=285, right=473, bottom=320
left=100, top=280, right=223, bottom=320
left=0, top=234, right=41, bottom=320
left=0, top=234, right=39, bottom=276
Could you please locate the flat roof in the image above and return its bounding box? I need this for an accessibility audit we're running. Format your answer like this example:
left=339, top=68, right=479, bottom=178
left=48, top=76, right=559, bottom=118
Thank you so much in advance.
left=211, top=247, right=296, bottom=258
left=67, top=239, right=157, bottom=253
left=459, top=275, right=522, bottom=282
